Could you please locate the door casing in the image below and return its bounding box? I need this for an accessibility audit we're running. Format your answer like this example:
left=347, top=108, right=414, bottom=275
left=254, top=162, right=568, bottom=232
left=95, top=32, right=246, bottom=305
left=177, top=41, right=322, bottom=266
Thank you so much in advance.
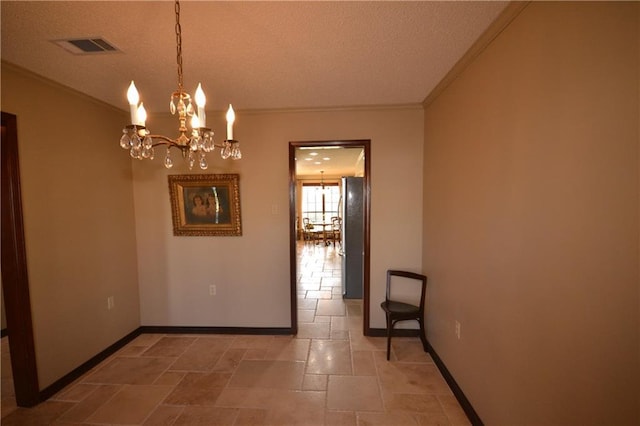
left=288, top=140, right=371, bottom=335
left=1, top=111, right=40, bottom=406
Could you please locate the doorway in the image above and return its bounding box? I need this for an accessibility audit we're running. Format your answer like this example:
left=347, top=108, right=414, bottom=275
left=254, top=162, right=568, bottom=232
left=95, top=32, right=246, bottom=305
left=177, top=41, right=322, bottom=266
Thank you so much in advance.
left=288, top=140, right=371, bottom=336
left=1, top=112, right=40, bottom=407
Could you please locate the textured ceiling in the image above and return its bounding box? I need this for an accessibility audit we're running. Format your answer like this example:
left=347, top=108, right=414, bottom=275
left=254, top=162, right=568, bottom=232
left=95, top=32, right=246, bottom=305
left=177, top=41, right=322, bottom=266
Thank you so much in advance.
left=1, top=1, right=508, bottom=114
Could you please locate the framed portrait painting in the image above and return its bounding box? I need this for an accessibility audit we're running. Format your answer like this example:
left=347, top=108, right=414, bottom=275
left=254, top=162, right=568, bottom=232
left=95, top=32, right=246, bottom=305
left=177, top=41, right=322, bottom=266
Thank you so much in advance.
left=168, top=174, right=242, bottom=236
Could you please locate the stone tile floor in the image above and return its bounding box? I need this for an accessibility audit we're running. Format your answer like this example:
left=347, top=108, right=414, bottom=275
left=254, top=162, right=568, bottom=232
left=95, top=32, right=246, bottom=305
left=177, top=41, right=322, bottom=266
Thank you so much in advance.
left=0, top=242, right=469, bottom=425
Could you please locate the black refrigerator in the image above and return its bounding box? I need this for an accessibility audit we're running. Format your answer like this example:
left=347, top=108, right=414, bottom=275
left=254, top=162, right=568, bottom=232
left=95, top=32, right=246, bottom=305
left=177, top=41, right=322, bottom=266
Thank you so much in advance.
left=341, top=176, right=364, bottom=299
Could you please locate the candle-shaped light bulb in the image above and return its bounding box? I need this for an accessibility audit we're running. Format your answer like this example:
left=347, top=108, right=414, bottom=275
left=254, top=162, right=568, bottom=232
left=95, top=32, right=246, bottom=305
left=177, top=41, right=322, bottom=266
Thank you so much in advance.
left=191, top=114, right=200, bottom=130
left=137, top=103, right=147, bottom=127
left=127, top=81, right=140, bottom=124
left=194, top=83, right=206, bottom=127
left=226, top=104, right=235, bottom=140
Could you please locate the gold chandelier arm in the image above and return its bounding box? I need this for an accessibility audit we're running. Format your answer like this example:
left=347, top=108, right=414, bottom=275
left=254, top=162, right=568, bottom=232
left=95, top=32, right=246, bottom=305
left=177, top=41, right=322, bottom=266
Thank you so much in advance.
left=147, top=134, right=187, bottom=149
left=148, top=136, right=234, bottom=150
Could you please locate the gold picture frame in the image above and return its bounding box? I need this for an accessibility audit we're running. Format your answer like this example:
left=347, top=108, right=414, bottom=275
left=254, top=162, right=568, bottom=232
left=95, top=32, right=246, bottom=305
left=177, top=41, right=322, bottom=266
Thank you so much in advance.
left=168, top=174, right=242, bottom=236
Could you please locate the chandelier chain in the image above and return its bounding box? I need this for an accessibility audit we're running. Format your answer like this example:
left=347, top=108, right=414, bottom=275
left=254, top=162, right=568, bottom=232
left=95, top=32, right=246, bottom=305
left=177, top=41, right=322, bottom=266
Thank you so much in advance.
left=175, top=0, right=183, bottom=91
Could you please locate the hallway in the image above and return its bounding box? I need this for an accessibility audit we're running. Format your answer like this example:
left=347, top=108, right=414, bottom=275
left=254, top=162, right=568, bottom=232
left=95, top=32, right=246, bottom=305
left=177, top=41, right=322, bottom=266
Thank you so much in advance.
left=0, top=242, right=468, bottom=425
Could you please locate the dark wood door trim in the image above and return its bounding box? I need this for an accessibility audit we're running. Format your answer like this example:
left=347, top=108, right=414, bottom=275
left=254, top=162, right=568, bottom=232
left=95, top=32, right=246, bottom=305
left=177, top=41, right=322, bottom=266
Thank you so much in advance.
left=1, top=111, right=40, bottom=406
left=288, top=144, right=298, bottom=334
left=289, top=140, right=372, bottom=336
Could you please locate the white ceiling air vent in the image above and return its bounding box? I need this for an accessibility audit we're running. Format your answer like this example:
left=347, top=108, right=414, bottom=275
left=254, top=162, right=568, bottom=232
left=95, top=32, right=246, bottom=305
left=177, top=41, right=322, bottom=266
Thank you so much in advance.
left=52, top=37, right=120, bottom=55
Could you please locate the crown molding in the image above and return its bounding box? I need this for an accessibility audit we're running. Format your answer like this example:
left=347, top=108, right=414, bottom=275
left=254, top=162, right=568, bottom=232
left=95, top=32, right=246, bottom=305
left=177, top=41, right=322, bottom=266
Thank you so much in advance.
left=423, top=1, right=530, bottom=108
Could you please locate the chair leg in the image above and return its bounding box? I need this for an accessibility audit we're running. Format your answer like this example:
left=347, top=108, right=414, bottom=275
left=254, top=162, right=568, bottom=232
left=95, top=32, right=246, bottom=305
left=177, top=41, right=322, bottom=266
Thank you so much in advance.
left=418, top=318, right=428, bottom=353
left=386, top=316, right=393, bottom=361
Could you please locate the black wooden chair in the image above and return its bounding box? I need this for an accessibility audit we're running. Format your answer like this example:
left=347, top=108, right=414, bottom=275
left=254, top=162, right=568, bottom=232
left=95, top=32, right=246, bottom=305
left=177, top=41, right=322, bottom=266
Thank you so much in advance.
left=380, top=269, right=428, bottom=360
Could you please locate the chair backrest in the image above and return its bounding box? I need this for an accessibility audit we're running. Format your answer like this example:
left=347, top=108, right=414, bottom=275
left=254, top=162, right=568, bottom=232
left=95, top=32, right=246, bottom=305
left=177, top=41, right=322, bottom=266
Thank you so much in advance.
left=302, top=217, right=313, bottom=229
left=332, top=217, right=342, bottom=230
left=385, top=270, right=427, bottom=311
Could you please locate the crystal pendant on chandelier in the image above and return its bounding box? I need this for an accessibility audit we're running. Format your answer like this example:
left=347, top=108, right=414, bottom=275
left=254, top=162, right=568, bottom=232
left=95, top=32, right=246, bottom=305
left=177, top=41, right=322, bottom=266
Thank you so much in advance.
left=120, top=130, right=130, bottom=149
left=189, top=135, right=199, bottom=151
left=221, top=140, right=231, bottom=159
left=231, top=142, right=242, bottom=160
left=164, top=147, right=173, bottom=169
left=118, top=0, right=241, bottom=170
left=203, top=131, right=214, bottom=152
left=199, top=151, right=208, bottom=170
left=143, top=135, right=153, bottom=149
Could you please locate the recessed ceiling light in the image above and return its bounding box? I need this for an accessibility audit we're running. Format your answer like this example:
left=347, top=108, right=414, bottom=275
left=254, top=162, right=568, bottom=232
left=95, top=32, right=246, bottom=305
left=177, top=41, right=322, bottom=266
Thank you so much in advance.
left=323, top=157, right=330, bottom=161
left=309, top=152, right=318, bottom=156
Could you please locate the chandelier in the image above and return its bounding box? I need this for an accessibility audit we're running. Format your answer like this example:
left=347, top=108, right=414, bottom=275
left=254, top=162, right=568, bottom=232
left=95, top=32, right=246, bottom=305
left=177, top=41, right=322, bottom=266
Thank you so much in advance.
left=118, top=0, right=241, bottom=170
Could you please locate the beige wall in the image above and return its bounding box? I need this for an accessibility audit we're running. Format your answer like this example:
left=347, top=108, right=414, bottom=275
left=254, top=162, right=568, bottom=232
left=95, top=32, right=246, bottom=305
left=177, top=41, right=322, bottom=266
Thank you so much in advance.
left=134, top=106, right=424, bottom=328
left=423, top=2, right=639, bottom=424
left=1, top=63, right=140, bottom=388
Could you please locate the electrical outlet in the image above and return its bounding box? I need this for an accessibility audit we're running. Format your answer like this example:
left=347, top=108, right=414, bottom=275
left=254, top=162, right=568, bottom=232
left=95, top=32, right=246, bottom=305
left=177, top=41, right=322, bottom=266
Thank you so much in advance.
left=107, top=296, right=115, bottom=310
left=455, top=321, right=461, bottom=339
left=209, top=285, right=216, bottom=296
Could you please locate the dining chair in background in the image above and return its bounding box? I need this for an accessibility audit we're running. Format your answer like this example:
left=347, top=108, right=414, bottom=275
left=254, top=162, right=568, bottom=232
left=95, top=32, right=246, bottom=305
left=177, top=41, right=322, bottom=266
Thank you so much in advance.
left=302, top=217, right=316, bottom=244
